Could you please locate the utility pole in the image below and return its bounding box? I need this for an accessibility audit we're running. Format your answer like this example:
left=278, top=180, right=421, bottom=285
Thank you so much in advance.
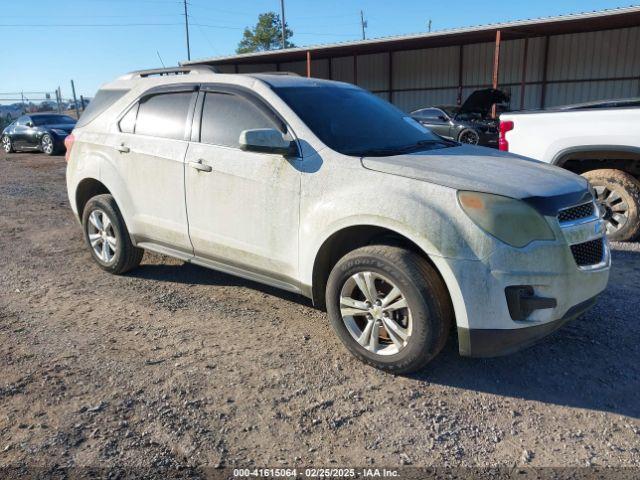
left=360, top=10, right=367, bottom=40
left=428, top=19, right=432, bottom=32
left=280, top=0, right=286, bottom=49
left=183, top=0, right=191, bottom=61
left=55, top=87, right=61, bottom=113
left=70, top=80, right=80, bottom=118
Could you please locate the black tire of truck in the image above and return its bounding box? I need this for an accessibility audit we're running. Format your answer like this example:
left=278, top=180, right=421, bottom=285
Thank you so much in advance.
left=582, top=169, right=640, bottom=242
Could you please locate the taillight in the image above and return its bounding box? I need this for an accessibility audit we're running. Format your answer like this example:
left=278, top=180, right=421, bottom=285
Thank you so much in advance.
left=499, top=120, right=514, bottom=151
left=64, top=134, right=75, bottom=162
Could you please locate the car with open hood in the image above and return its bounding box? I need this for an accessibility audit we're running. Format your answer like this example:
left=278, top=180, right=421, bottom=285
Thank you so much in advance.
left=65, top=67, right=609, bottom=373
left=411, top=88, right=510, bottom=147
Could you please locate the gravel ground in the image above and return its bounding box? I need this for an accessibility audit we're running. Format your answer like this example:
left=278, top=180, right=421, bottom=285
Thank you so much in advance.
left=1, top=152, right=639, bottom=472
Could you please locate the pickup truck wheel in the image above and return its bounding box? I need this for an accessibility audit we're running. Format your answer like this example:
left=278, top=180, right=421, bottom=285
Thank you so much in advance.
left=583, top=169, right=640, bottom=242
left=326, top=245, right=453, bottom=374
left=82, top=194, right=144, bottom=274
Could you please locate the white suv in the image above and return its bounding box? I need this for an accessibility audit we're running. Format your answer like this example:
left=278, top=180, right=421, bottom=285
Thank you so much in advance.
left=66, top=66, right=610, bottom=373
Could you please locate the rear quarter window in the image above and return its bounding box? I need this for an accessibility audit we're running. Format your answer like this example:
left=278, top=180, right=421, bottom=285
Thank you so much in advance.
left=75, top=88, right=130, bottom=128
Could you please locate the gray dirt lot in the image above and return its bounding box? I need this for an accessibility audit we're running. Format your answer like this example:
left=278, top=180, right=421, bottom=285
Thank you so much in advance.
left=1, top=152, right=639, bottom=471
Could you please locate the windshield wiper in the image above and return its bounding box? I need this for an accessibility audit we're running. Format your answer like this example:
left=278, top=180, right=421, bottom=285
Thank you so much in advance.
left=349, top=139, right=454, bottom=157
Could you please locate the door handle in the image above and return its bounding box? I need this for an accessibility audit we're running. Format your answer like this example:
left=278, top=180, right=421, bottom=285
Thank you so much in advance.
left=115, top=143, right=130, bottom=153
left=189, top=159, right=212, bottom=173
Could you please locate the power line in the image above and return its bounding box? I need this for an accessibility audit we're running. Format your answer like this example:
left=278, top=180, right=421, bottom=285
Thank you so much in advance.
left=0, top=23, right=184, bottom=27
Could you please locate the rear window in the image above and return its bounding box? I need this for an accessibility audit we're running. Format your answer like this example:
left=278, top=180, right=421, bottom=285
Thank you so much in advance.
left=75, top=88, right=129, bottom=128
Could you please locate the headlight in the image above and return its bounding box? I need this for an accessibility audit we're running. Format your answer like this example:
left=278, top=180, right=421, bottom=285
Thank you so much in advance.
left=458, top=191, right=555, bottom=247
left=51, top=129, right=68, bottom=136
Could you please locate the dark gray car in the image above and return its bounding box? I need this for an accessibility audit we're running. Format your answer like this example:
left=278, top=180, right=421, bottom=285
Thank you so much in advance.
left=411, top=89, right=509, bottom=147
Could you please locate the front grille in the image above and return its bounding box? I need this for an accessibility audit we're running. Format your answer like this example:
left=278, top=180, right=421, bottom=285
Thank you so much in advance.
left=570, top=238, right=604, bottom=267
left=558, top=202, right=595, bottom=223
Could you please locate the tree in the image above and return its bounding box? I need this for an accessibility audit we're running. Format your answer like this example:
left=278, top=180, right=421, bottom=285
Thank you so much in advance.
left=236, top=12, right=294, bottom=54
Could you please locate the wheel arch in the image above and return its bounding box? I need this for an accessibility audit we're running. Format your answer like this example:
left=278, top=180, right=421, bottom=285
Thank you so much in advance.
left=75, top=178, right=112, bottom=219
left=552, top=145, right=640, bottom=178
left=309, top=224, right=462, bottom=325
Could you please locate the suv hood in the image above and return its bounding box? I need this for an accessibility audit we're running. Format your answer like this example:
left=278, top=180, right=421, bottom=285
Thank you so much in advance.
left=362, top=145, right=590, bottom=213
left=460, top=89, right=509, bottom=116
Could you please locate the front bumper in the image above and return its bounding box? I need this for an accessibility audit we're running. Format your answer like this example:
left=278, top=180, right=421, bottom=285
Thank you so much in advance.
left=445, top=213, right=610, bottom=357
left=458, top=295, right=598, bottom=357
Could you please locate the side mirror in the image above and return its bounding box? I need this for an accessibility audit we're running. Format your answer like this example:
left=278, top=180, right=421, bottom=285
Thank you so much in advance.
left=239, top=128, right=296, bottom=156
left=438, top=115, right=448, bottom=121
left=25, top=121, right=34, bottom=128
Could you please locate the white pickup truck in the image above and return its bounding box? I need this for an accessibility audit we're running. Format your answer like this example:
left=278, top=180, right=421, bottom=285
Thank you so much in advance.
left=499, top=100, right=640, bottom=241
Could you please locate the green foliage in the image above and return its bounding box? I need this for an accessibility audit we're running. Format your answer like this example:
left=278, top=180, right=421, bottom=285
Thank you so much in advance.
left=236, top=12, right=295, bottom=54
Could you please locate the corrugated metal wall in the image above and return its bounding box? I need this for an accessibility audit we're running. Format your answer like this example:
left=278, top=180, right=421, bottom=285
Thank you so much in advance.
left=218, top=26, right=640, bottom=112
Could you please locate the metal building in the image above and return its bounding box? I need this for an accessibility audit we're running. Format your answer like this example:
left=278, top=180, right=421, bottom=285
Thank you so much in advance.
left=184, top=6, right=640, bottom=112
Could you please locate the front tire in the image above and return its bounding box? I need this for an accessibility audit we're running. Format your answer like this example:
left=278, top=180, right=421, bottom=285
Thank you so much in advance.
left=2, top=135, right=14, bottom=153
left=82, top=194, right=144, bottom=274
left=583, top=169, right=640, bottom=242
left=326, top=245, right=453, bottom=374
left=41, top=134, right=56, bottom=155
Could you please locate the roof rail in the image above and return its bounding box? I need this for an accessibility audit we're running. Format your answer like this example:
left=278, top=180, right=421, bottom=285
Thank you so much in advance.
left=117, top=65, right=219, bottom=81
left=249, top=71, right=300, bottom=76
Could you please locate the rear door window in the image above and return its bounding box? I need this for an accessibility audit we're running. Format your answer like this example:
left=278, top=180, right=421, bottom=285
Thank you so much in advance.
left=200, top=92, right=280, bottom=148
left=135, top=92, right=193, bottom=140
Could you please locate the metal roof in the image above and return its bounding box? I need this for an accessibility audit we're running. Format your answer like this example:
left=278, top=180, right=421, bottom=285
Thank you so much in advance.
left=184, top=5, right=640, bottom=66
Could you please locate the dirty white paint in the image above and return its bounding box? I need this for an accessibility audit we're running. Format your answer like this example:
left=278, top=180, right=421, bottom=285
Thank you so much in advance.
left=67, top=71, right=610, bottom=352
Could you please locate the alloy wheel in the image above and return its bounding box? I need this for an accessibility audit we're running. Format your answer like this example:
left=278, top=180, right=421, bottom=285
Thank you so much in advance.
left=594, top=185, right=629, bottom=235
left=87, top=209, right=117, bottom=263
left=459, top=130, right=479, bottom=145
left=41, top=135, right=54, bottom=155
left=339, top=271, right=412, bottom=356
left=2, top=136, right=11, bottom=153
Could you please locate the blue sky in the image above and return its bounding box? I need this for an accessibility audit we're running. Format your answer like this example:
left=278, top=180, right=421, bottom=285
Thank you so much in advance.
left=1, top=0, right=636, bottom=102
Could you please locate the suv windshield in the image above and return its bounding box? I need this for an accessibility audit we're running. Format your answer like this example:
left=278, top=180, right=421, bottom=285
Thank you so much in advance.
left=272, top=85, right=454, bottom=156
left=32, top=115, right=76, bottom=126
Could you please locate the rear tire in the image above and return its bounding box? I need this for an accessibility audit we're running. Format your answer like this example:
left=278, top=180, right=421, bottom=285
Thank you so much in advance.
left=458, top=129, right=480, bottom=145
left=326, top=245, right=453, bottom=374
left=583, top=169, right=640, bottom=242
left=82, top=194, right=143, bottom=274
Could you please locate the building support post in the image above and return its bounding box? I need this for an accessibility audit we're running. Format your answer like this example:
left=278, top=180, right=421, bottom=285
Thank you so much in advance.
left=457, top=45, right=464, bottom=105
left=388, top=51, right=394, bottom=104
left=519, top=36, right=529, bottom=110
left=353, top=55, right=358, bottom=85
left=491, top=29, right=501, bottom=118
left=540, top=36, right=550, bottom=109
left=306, top=50, right=311, bottom=78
